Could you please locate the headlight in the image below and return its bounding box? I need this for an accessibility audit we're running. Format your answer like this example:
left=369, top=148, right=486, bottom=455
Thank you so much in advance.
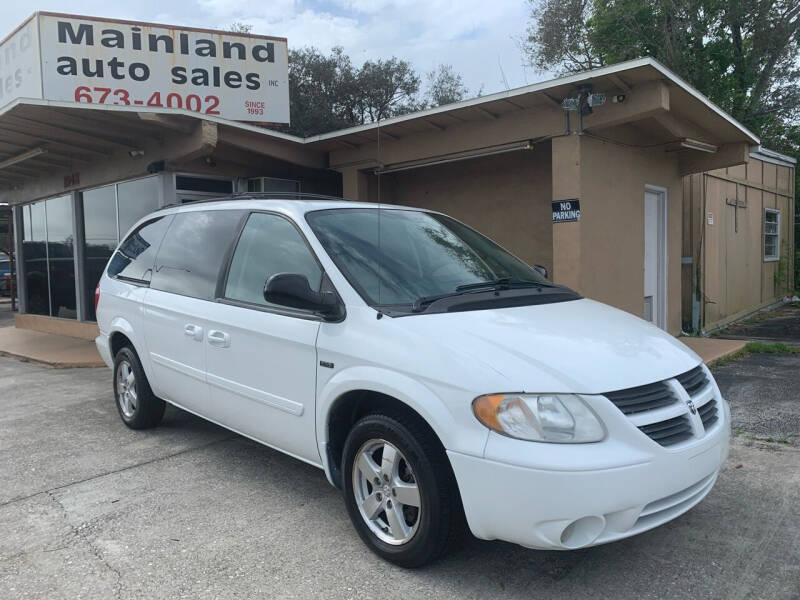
left=472, top=393, right=605, bottom=443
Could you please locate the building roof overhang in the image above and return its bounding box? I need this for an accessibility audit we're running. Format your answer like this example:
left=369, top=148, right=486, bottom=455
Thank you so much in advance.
left=0, top=57, right=774, bottom=201
left=303, top=57, right=760, bottom=152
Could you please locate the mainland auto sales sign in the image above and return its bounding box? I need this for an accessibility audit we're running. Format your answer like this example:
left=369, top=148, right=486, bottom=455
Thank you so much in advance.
left=0, top=13, right=290, bottom=123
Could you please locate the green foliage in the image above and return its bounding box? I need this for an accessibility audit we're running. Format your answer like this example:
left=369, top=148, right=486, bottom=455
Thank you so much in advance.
left=710, top=340, right=800, bottom=367
left=744, top=341, right=800, bottom=354
left=281, top=48, right=469, bottom=137
left=425, top=65, right=470, bottom=107
left=524, top=1, right=800, bottom=154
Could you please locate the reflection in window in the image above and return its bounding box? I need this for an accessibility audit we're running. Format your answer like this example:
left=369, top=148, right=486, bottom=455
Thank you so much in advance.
left=151, top=210, right=244, bottom=300
left=108, top=216, right=173, bottom=282
left=45, top=195, right=76, bottom=319
left=20, top=196, right=76, bottom=318
left=225, top=213, right=322, bottom=308
left=118, top=177, right=160, bottom=238
left=21, top=202, right=49, bottom=315
left=307, top=208, right=544, bottom=306
left=82, top=185, right=117, bottom=321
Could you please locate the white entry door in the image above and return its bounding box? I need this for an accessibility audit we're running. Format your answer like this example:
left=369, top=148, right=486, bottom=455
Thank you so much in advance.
left=644, top=188, right=666, bottom=328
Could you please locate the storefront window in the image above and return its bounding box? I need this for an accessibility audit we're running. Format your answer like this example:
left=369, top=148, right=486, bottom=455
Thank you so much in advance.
left=81, top=175, right=161, bottom=320
left=117, top=177, right=160, bottom=238
left=22, top=175, right=163, bottom=322
left=21, top=202, right=49, bottom=315
left=21, top=196, right=76, bottom=319
left=45, top=195, right=76, bottom=319
left=83, top=185, right=117, bottom=321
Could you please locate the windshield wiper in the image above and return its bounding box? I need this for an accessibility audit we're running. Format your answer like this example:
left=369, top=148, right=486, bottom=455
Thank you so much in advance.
left=455, top=277, right=552, bottom=291
left=411, top=291, right=470, bottom=313
left=411, top=278, right=554, bottom=313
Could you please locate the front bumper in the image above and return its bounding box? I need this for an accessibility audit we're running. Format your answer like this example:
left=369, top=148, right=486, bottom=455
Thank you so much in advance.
left=449, top=392, right=731, bottom=550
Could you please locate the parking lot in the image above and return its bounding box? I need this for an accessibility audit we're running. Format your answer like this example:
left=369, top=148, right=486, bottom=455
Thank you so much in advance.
left=1, top=351, right=798, bottom=599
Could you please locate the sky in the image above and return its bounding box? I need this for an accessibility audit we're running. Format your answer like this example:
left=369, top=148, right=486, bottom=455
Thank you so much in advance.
left=0, top=0, right=542, bottom=98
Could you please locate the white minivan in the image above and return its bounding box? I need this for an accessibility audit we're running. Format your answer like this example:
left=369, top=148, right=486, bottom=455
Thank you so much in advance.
left=96, top=195, right=730, bottom=567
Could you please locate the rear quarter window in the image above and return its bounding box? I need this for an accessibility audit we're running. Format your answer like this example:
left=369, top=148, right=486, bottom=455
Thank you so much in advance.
left=107, top=215, right=173, bottom=283
left=150, top=209, right=244, bottom=301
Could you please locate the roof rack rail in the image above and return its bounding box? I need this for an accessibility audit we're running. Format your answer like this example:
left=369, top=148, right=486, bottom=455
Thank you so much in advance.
left=161, top=191, right=347, bottom=209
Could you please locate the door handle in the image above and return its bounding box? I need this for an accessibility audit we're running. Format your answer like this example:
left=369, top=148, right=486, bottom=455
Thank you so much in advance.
left=207, top=330, right=231, bottom=348
left=184, top=324, right=203, bottom=341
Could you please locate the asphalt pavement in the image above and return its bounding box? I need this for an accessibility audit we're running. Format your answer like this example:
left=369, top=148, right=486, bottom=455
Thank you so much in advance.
left=0, top=354, right=798, bottom=599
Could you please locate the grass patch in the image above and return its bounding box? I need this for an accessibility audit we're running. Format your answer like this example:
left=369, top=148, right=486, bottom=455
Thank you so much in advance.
left=709, top=341, right=800, bottom=369
left=744, top=341, right=800, bottom=355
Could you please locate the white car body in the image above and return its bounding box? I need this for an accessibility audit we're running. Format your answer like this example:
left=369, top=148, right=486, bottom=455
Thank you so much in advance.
left=96, top=198, right=730, bottom=552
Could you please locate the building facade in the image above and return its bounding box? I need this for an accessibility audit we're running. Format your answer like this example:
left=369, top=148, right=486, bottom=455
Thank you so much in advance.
left=2, top=14, right=792, bottom=340
left=683, top=148, right=796, bottom=332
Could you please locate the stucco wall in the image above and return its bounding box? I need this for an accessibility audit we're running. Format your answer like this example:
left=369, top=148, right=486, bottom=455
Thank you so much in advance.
left=578, top=136, right=683, bottom=334
left=354, top=136, right=684, bottom=334
left=371, top=144, right=554, bottom=272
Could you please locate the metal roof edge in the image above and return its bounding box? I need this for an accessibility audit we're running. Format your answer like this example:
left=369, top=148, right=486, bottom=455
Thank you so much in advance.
left=304, top=57, right=760, bottom=146
left=750, top=145, right=796, bottom=167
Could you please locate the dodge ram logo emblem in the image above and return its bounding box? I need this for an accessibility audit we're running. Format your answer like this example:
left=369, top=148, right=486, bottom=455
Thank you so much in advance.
left=686, top=399, right=697, bottom=415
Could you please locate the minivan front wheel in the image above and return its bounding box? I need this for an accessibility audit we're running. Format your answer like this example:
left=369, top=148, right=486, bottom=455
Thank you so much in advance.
left=113, top=346, right=165, bottom=430
left=342, top=412, right=461, bottom=567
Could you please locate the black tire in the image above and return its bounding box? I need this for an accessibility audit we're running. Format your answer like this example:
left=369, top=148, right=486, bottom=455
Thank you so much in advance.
left=342, top=412, right=462, bottom=568
left=112, top=345, right=165, bottom=430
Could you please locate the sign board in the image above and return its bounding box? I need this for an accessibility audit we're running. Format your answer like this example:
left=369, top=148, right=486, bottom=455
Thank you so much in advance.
left=552, top=199, right=581, bottom=223
left=0, top=13, right=290, bottom=123
left=0, top=17, right=43, bottom=109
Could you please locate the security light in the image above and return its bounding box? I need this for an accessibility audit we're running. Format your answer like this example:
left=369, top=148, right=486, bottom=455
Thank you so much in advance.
left=587, top=93, right=606, bottom=107
left=561, top=97, right=581, bottom=111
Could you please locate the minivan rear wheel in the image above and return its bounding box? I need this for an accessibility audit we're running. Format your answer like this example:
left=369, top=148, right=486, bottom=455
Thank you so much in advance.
left=341, top=412, right=461, bottom=567
left=113, top=346, right=165, bottom=430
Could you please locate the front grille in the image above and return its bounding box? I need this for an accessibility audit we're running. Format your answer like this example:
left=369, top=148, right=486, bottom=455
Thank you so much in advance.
left=638, top=415, right=694, bottom=447
left=605, top=381, right=678, bottom=415
left=698, top=400, right=718, bottom=429
left=676, top=366, right=709, bottom=396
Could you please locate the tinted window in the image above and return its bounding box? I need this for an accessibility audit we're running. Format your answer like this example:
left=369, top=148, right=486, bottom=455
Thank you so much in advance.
left=151, top=210, right=244, bottom=300
left=225, top=212, right=322, bottom=308
left=45, top=195, right=76, bottom=319
left=83, top=185, right=118, bottom=321
left=118, top=176, right=160, bottom=237
left=307, top=208, right=545, bottom=305
left=21, top=202, right=49, bottom=315
left=108, top=216, right=172, bottom=282
left=175, top=176, right=233, bottom=194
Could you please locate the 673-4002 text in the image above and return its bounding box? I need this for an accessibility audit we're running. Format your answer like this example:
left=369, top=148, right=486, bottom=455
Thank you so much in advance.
left=74, top=86, right=221, bottom=114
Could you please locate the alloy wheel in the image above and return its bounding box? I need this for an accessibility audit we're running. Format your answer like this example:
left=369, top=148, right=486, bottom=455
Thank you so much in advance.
left=116, top=360, right=138, bottom=419
left=352, top=439, right=422, bottom=545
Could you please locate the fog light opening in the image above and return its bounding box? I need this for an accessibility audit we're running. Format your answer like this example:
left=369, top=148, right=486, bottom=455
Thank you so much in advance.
left=560, top=516, right=605, bottom=549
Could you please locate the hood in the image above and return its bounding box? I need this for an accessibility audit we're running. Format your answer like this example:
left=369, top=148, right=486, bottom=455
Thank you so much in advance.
left=397, top=298, right=700, bottom=394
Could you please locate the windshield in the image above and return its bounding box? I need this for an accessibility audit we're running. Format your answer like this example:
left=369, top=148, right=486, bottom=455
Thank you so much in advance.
left=306, top=208, right=550, bottom=308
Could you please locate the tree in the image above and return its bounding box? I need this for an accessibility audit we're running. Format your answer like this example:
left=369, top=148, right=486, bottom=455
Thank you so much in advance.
left=353, top=57, right=422, bottom=122
left=523, top=0, right=800, bottom=153
left=425, top=64, right=470, bottom=107
left=228, top=22, right=253, bottom=34
left=523, top=0, right=604, bottom=73
left=286, top=47, right=359, bottom=138
left=284, top=47, right=435, bottom=136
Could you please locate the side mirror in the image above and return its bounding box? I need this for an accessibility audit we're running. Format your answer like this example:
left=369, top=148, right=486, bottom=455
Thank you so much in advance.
left=264, top=273, right=343, bottom=319
left=533, top=264, right=548, bottom=279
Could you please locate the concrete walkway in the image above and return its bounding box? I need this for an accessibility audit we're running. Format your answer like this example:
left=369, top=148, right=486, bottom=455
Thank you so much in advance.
left=0, top=326, right=104, bottom=367
left=679, top=336, right=746, bottom=364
